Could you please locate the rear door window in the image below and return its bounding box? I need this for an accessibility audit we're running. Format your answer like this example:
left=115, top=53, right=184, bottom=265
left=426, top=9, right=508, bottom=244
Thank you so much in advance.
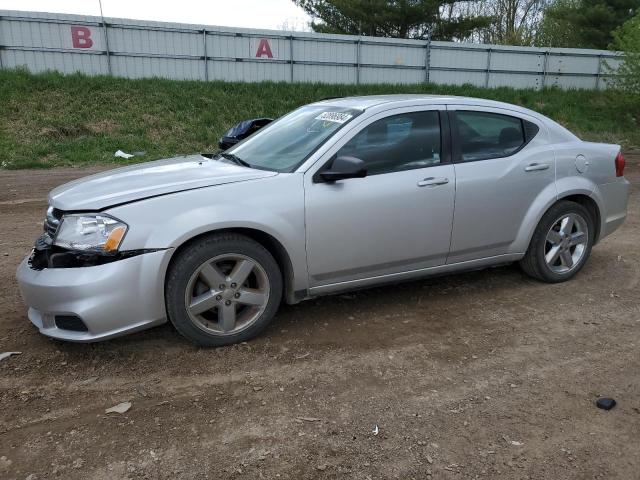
left=455, top=111, right=527, bottom=162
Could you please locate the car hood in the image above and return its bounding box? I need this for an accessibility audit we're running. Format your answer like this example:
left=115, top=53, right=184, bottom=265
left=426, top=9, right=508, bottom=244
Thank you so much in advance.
left=49, top=155, right=278, bottom=211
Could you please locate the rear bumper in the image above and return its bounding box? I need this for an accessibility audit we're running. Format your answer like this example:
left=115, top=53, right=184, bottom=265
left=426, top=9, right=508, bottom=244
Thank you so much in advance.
left=16, top=249, right=171, bottom=342
left=594, top=179, right=631, bottom=240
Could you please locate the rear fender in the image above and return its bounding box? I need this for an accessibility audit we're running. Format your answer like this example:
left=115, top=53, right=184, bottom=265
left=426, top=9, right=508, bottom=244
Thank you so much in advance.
left=511, top=176, right=599, bottom=254
left=510, top=181, right=558, bottom=254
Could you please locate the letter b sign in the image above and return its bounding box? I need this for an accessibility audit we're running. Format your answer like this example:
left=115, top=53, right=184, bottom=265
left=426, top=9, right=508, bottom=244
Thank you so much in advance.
left=71, top=26, right=93, bottom=49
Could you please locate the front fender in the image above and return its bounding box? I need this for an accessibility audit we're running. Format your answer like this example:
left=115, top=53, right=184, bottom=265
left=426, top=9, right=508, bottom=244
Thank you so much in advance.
left=108, top=174, right=308, bottom=292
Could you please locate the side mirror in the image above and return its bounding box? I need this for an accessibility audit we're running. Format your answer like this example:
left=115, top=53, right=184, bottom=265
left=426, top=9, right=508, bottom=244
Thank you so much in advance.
left=218, top=118, right=273, bottom=150
left=317, top=156, right=367, bottom=183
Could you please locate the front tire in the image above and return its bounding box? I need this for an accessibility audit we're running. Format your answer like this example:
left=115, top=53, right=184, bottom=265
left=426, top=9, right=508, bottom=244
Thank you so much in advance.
left=520, top=200, right=594, bottom=283
left=166, top=233, right=283, bottom=346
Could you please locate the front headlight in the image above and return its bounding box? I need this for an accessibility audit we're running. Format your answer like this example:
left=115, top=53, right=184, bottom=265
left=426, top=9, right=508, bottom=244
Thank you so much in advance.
left=54, top=214, right=128, bottom=254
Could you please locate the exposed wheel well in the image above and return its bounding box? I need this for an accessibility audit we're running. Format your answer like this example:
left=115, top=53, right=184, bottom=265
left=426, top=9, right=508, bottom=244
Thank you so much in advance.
left=168, top=228, right=296, bottom=304
left=558, top=194, right=601, bottom=243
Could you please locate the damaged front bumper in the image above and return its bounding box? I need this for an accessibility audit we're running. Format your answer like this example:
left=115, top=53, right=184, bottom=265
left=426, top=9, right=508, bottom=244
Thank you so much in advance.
left=16, top=244, right=172, bottom=342
left=28, top=233, right=159, bottom=270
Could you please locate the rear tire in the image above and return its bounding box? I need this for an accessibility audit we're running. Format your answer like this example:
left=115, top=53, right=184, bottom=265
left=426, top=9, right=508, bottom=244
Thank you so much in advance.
left=519, top=200, right=594, bottom=283
left=166, top=233, right=282, bottom=346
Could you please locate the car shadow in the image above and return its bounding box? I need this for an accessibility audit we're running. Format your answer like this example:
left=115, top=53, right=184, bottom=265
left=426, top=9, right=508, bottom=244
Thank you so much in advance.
left=52, top=261, right=535, bottom=361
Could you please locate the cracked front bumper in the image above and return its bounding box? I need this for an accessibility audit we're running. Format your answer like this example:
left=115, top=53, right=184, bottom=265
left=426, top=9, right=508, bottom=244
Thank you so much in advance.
left=16, top=249, right=172, bottom=342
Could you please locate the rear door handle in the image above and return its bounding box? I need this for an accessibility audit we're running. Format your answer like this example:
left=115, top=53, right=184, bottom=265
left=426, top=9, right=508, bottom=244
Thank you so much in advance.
left=524, top=163, right=550, bottom=172
left=418, top=177, right=449, bottom=187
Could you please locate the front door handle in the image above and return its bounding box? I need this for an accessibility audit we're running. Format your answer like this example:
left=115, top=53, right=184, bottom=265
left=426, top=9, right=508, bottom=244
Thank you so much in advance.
left=524, top=163, right=550, bottom=172
left=418, top=177, right=449, bottom=187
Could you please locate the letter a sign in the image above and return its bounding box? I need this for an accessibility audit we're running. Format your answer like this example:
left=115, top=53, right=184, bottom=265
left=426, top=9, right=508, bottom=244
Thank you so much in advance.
left=254, top=38, right=274, bottom=58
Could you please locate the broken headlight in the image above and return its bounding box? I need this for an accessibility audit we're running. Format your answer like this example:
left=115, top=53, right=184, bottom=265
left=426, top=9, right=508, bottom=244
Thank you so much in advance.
left=54, top=214, right=128, bottom=254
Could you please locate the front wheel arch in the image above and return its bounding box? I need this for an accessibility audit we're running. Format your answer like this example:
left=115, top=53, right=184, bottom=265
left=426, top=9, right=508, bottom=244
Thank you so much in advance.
left=165, top=227, right=296, bottom=304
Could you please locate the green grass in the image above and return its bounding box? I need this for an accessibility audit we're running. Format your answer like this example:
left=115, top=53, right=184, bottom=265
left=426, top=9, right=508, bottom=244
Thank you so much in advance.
left=1, top=68, right=638, bottom=169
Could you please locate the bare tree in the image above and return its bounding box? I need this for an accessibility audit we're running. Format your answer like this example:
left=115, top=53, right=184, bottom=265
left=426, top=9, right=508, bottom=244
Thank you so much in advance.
left=278, top=17, right=312, bottom=32
left=451, top=0, right=549, bottom=45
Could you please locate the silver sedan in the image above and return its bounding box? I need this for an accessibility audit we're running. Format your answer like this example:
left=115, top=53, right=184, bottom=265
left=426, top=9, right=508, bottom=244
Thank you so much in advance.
left=17, top=95, right=631, bottom=346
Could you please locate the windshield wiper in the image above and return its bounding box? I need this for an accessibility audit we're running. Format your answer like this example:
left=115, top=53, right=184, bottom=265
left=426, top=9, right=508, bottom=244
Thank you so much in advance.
left=217, top=152, right=252, bottom=168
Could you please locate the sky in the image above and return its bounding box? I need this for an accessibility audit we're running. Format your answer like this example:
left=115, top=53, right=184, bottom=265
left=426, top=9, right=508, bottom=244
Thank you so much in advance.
left=0, top=0, right=312, bottom=30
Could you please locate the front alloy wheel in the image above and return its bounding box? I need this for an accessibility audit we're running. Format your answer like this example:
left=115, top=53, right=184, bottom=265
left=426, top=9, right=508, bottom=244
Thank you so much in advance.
left=166, top=233, right=283, bottom=346
left=186, top=254, right=270, bottom=335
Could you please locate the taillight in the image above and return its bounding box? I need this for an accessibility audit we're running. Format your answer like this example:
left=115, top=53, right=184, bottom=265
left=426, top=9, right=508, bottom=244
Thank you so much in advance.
left=615, top=152, right=626, bottom=177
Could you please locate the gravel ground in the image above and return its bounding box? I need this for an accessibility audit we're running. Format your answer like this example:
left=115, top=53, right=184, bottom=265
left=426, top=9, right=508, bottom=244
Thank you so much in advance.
left=0, top=156, right=639, bottom=480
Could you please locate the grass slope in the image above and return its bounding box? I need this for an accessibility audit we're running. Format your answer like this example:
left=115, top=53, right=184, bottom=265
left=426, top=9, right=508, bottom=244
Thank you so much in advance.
left=1, top=69, right=638, bottom=169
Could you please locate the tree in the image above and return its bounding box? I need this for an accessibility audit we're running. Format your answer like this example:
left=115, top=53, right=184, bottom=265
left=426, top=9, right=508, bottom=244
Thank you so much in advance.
left=537, top=0, right=640, bottom=49
left=453, top=0, right=550, bottom=45
left=293, top=0, right=492, bottom=41
left=535, top=0, right=581, bottom=47
left=610, top=12, right=640, bottom=94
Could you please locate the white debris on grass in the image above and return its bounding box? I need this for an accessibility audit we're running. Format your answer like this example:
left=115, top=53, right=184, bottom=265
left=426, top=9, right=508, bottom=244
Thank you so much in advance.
left=114, top=150, right=134, bottom=159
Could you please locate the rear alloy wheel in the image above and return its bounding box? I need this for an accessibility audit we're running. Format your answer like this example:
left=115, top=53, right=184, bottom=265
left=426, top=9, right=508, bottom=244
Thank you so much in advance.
left=166, top=234, right=282, bottom=346
left=520, top=200, right=594, bottom=283
left=543, top=213, right=589, bottom=274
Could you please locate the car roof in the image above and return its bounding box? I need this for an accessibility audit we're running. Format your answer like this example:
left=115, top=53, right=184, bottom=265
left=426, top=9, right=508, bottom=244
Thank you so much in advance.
left=312, top=94, right=539, bottom=117
left=311, top=94, right=578, bottom=142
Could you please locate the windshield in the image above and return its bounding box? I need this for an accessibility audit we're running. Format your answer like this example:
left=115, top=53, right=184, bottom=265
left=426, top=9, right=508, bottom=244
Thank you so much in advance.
left=226, top=105, right=362, bottom=172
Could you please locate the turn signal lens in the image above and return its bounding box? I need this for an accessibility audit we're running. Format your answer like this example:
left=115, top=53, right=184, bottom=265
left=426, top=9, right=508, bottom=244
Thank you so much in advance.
left=104, top=226, right=127, bottom=253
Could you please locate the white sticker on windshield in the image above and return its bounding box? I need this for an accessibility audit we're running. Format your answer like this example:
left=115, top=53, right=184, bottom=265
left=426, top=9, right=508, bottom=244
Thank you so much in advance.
left=315, top=112, right=353, bottom=124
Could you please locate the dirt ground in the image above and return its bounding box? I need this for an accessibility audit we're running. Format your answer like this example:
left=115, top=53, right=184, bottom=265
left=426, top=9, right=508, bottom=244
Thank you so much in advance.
left=0, top=156, right=639, bottom=480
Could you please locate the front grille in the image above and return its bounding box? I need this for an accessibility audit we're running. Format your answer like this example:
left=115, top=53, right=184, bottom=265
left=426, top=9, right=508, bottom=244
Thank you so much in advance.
left=44, top=206, right=62, bottom=238
left=54, top=315, right=88, bottom=332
